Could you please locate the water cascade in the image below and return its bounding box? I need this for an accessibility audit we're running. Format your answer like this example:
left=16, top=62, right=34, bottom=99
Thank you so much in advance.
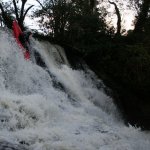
left=0, top=29, right=149, bottom=150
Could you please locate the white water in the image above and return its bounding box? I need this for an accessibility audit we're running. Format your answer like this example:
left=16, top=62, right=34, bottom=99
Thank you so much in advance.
left=0, top=29, right=150, bottom=150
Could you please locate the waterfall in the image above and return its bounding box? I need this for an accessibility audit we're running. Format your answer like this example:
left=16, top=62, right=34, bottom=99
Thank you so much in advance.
left=0, top=29, right=149, bottom=150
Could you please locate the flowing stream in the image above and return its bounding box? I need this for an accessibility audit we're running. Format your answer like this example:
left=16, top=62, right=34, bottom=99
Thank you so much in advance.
left=0, top=29, right=149, bottom=150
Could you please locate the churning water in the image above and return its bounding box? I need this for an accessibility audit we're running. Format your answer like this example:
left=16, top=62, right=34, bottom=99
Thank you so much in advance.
left=0, top=29, right=149, bottom=150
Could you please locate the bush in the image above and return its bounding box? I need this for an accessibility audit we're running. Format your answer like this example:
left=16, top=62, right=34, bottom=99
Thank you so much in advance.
left=86, top=39, right=150, bottom=97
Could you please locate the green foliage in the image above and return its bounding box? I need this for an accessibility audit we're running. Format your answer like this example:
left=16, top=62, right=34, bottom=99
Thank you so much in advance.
left=34, top=0, right=72, bottom=36
left=86, top=37, right=150, bottom=97
left=33, top=0, right=109, bottom=38
left=33, top=0, right=111, bottom=59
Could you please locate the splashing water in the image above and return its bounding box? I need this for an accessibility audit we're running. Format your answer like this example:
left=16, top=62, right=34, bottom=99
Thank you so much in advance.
left=0, top=29, right=149, bottom=150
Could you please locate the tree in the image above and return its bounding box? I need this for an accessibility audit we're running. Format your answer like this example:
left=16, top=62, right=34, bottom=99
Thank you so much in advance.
left=0, top=0, right=34, bottom=30
left=34, top=0, right=107, bottom=39
left=0, top=2, right=14, bottom=29
left=127, top=0, right=150, bottom=33
left=108, top=1, right=121, bottom=36
left=35, top=0, right=72, bottom=37
left=66, top=0, right=108, bottom=40
left=133, top=0, right=150, bottom=33
left=13, top=0, right=34, bottom=30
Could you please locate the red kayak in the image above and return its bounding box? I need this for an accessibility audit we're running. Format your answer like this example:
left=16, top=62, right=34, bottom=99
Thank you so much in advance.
left=12, top=20, right=30, bottom=60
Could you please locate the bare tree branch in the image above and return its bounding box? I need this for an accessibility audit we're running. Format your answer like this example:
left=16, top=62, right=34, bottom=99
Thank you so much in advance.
left=20, top=0, right=27, bottom=19
left=35, top=0, right=47, bottom=12
left=23, top=5, right=34, bottom=20
left=109, top=0, right=121, bottom=36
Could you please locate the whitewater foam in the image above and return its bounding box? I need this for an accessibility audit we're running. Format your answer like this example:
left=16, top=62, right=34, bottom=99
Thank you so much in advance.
left=0, top=30, right=149, bottom=150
